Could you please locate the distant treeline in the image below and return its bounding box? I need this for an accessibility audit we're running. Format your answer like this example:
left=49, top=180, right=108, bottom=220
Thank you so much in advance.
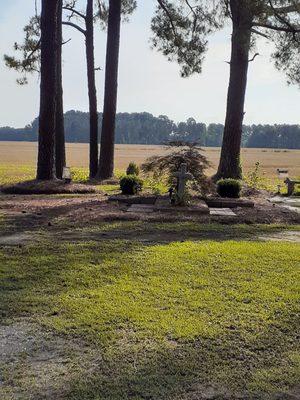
left=1, top=110, right=300, bottom=149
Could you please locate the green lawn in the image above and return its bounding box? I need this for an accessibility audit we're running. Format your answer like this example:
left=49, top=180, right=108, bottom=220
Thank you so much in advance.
left=0, top=230, right=299, bottom=399
left=2, top=162, right=299, bottom=195
left=0, top=164, right=91, bottom=185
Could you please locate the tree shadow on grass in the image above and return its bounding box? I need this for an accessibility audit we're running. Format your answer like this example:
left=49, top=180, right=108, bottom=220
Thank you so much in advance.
left=0, top=239, right=299, bottom=399
left=62, top=309, right=300, bottom=400
left=55, top=220, right=300, bottom=245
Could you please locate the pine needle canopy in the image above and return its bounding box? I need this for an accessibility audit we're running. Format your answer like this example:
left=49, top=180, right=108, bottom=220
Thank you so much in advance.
left=151, top=0, right=300, bottom=78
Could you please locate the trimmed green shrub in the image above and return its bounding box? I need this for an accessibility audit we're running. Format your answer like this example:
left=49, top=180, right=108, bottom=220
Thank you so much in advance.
left=126, top=162, right=140, bottom=176
left=120, top=175, right=143, bottom=195
left=217, top=178, right=242, bottom=198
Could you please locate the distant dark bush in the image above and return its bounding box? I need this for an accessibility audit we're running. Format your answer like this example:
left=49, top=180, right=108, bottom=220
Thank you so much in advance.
left=126, top=162, right=140, bottom=176
left=217, top=179, right=242, bottom=198
left=120, top=175, right=143, bottom=195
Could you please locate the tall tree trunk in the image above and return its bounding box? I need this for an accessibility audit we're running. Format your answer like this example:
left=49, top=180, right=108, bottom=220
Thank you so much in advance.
left=98, top=0, right=121, bottom=180
left=37, top=0, right=59, bottom=180
left=86, top=0, right=98, bottom=179
left=215, top=1, right=253, bottom=180
left=55, top=0, right=66, bottom=180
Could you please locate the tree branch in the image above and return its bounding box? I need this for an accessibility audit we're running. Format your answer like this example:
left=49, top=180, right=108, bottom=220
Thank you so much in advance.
left=156, top=0, right=194, bottom=69
left=248, top=53, right=259, bottom=62
left=25, top=39, right=41, bottom=63
left=62, top=38, right=72, bottom=45
left=62, top=6, right=86, bottom=20
left=253, top=22, right=300, bottom=33
left=62, top=21, right=86, bottom=35
left=264, top=3, right=300, bottom=15
left=156, top=0, right=178, bottom=38
left=251, top=28, right=270, bottom=39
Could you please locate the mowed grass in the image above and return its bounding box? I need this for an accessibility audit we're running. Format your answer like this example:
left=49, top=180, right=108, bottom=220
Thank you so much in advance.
left=0, top=231, right=299, bottom=398
left=0, top=164, right=90, bottom=185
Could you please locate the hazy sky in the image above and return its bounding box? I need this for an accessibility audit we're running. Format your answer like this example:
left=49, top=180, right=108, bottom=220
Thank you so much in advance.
left=1, top=0, right=300, bottom=128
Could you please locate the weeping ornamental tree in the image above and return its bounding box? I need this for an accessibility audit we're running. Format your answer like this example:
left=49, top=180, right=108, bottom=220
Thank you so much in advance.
left=152, top=0, right=300, bottom=179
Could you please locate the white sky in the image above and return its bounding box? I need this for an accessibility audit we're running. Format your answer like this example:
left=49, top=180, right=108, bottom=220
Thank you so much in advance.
left=0, top=0, right=300, bottom=128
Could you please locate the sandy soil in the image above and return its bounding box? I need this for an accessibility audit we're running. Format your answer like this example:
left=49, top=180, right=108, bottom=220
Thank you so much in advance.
left=0, top=320, right=102, bottom=400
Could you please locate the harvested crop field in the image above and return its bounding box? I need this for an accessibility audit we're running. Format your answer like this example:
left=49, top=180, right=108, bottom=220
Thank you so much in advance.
left=0, top=141, right=299, bottom=178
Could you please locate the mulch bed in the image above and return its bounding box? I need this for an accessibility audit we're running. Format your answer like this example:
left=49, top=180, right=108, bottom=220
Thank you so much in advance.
left=0, top=191, right=299, bottom=237
left=1, top=180, right=98, bottom=195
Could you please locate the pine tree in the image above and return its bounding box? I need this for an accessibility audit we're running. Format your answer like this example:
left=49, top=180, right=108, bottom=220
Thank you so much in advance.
left=98, top=0, right=137, bottom=180
left=63, top=0, right=100, bottom=178
left=37, top=0, right=60, bottom=180
left=152, top=0, right=300, bottom=179
left=4, top=3, right=66, bottom=179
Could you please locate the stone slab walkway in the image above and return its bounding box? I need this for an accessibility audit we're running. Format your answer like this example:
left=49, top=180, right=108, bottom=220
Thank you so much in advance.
left=209, top=208, right=237, bottom=217
left=127, top=204, right=155, bottom=213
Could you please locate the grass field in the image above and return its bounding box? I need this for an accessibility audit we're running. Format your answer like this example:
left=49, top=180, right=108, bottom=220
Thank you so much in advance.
left=0, top=142, right=300, bottom=179
left=0, top=221, right=299, bottom=399
left=0, top=142, right=299, bottom=398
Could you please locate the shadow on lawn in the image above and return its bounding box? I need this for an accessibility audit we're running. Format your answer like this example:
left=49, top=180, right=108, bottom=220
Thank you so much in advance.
left=61, top=310, right=300, bottom=400
left=0, top=239, right=299, bottom=399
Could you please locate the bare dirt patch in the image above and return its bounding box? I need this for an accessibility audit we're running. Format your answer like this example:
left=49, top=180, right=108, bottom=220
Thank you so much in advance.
left=1, top=180, right=98, bottom=195
left=259, top=230, right=300, bottom=243
left=0, top=233, right=34, bottom=246
left=0, top=320, right=102, bottom=400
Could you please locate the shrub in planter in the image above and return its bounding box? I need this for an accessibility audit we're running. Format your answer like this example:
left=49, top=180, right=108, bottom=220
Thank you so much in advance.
left=120, top=175, right=143, bottom=195
left=126, top=162, right=140, bottom=176
left=217, top=178, right=242, bottom=198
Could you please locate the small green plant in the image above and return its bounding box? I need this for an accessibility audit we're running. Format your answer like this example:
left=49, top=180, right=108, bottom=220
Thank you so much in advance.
left=126, top=162, right=140, bottom=176
left=144, top=176, right=167, bottom=195
left=71, top=167, right=89, bottom=183
left=244, top=162, right=282, bottom=192
left=171, top=189, right=191, bottom=206
left=245, top=162, right=261, bottom=189
left=120, top=175, right=143, bottom=195
left=217, top=178, right=242, bottom=198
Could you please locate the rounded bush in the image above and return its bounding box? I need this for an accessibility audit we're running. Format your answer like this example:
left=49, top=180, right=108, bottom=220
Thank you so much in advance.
left=217, top=178, right=242, bottom=198
left=126, top=162, right=140, bottom=176
left=120, top=175, right=143, bottom=195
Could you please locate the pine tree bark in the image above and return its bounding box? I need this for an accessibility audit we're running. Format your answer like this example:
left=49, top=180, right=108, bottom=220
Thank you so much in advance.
left=37, top=0, right=59, bottom=180
left=98, top=0, right=121, bottom=180
left=215, top=1, right=253, bottom=180
left=55, top=0, right=66, bottom=180
left=86, top=0, right=98, bottom=179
